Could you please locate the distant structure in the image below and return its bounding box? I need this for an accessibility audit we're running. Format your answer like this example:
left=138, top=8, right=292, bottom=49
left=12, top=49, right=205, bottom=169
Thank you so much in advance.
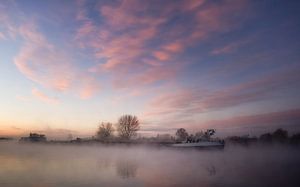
left=70, top=137, right=82, bottom=143
left=0, top=137, right=14, bottom=141
left=20, top=133, right=47, bottom=142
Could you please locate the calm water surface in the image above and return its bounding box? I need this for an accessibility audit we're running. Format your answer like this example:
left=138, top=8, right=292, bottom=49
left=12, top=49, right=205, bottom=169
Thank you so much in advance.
left=0, top=142, right=299, bottom=187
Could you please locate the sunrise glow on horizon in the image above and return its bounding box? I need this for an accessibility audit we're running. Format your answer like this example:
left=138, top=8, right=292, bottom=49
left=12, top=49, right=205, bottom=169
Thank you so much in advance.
left=1, top=0, right=300, bottom=139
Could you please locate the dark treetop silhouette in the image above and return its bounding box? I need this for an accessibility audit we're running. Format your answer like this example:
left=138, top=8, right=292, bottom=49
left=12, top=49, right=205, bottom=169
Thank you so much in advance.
left=97, top=122, right=114, bottom=140
left=117, top=115, right=140, bottom=140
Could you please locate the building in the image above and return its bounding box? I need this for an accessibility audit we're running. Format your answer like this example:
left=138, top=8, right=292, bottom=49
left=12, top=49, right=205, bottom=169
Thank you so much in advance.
left=20, top=133, right=47, bottom=142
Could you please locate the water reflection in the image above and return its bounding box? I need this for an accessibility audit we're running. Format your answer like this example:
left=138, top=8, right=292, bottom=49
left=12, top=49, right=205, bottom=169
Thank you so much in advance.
left=96, top=157, right=112, bottom=169
left=0, top=142, right=300, bottom=187
left=116, top=159, right=138, bottom=179
left=205, top=164, right=216, bottom=176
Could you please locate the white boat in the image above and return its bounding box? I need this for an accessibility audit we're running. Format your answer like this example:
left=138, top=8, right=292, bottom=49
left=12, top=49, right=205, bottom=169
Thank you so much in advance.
left=171, top=129, right=225, bottom=148
left=171, top=141, right=225, bottom=148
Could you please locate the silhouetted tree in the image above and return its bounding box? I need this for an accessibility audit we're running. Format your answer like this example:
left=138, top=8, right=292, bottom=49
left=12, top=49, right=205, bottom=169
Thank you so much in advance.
left=290, top=133, right=300, bottom=144
left=187, top=134, right=195, bottom=143
left=259, top=133, right=272, bottom=143
left=227, top=135, right=258, bottom=145
left=195, top=131, right=204, bottom=137
left=117, top=115, right=140, bottom=139
left=272, top=128, right=288, bottom=143
left=97, top=122, right=114, bottom=140
left=259, top=128, right=289, bottom=143
left=176, top=128, right=188, bottom=141
left=194, top=131, right=205, bottom=142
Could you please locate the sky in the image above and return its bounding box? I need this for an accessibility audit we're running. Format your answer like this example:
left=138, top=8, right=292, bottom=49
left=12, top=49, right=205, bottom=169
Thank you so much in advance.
left=0, top=0, right=300, bottom=139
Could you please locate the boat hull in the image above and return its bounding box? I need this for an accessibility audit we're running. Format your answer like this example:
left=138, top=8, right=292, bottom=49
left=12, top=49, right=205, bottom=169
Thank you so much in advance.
left=171, top=141, right=225, bottom=149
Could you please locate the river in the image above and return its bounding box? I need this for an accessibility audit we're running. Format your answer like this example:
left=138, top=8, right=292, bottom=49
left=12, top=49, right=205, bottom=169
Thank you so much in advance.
left=0, top=142, right=299, bottom=187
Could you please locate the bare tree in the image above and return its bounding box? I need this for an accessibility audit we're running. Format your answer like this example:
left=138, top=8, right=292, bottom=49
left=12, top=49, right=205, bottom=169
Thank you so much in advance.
left=117, top=115, right=140, bottom=139
left=97, top=122, right=114, bottom=140
left=175, top=128, right=188, bottom=141
left=195, top=131, right=204, bottom=138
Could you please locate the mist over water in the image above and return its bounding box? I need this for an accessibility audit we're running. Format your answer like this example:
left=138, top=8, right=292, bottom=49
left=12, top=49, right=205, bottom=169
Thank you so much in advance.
left=0, top=142, right=299, bottom=187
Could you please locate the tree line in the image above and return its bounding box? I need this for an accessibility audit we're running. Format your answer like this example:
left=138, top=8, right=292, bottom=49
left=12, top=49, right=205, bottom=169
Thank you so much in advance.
left=227, top=128, right=300, bottom=145
left=96, top=117, right=218, bottom=143
left=175, top=128, right=217, bottom=143
left=96, top=116, right=300, bottom=145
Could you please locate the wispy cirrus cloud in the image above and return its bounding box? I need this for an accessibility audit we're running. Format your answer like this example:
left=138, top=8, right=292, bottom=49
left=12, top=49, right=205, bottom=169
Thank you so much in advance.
left=1, top=0, right=299, bottom=136
left=32, top=88, right=59, bottom=105
left=14, top=22, right=75, bottom=92
left=144, top=109, right=300, bottom=135
left=0, top=1, right=101, bottom=100
left=112, top=65, right=180, bottom=89
left=75, top=0, right=249, bottom=89
left=144, top=66, right=300, bottom=118
left=204, top=109, right=300, bottom=129
left=5, top=19, right=100, bottom=99
left=0, top=4, right=18, bottom=40
left=0, top=31, right=6, bottom=40
left=211, top=39, right=250, bottom=55
left=78, top=76, right=101, bottom=99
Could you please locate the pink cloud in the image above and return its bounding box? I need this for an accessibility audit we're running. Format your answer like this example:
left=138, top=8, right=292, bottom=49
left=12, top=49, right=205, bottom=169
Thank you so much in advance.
left=0, top=32, right=6, bottom=40
left=14, top=43, right=74, bottom=91
left=172, top=0, right=248, bottom=47
left=153, top=51, right=171, bottom=61
left=14, top=23, right=75, bottom=92
left=0, top=3, right=18, bottom=40
left=113, top=65, right=179, bottom=89
left=148, top=109, right=300, bottom=136
left=75, top=20, right=95, bottom=41
left=144, top=67, right=300, bottom=117
left=163, top=42, right=184, bottom=53
left=74, top=0, right=249, bottom=90
left=182, top=0, right=206, bottom=11
left=76, top=0, right=89, bottom=21
left=18, top=23, right=47, bottom=45
left=11, top=21, right=101, bottom=99
left=92, top=26, right=158, bottom=71
left=100, top=0, right=166, bottom=28
left=211, top=37, right=254, bottom=55
left=32, top=88, right=59, bottom=105
left=204, top=109, right=300, bottom=129
left=211, top=42, right=240, bottom=55
left=78, top=77, right=101, bottom=99
left=195, top=0, right=247, bottom=31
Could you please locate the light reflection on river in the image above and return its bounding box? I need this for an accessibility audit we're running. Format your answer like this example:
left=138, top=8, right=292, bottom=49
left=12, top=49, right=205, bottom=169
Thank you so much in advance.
left=0, top=142, right=299, bottom=187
